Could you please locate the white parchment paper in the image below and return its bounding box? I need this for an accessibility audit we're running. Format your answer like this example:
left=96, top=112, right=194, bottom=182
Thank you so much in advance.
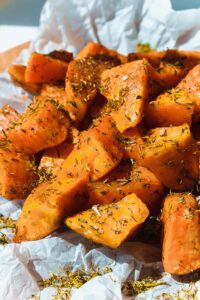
left=0, top=0, right=200, bottom=299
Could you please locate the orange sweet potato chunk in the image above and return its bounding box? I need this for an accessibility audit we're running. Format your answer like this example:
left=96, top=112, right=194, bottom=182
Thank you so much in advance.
left=191, top=123, right=200, bottom=141
left=88, top=162, right=164, bottom=211
left=178, top=64, right=200, bottom=122
left=0, top=144, right=37, bottom=200
left=8, top=64, right=41, bottom=93
left=100, top=59, right=167, bottom=132
left=162, top=193, right=200, bottom=275
left=128, top=50, right=165, bottom=67
left=120, top=125, right=146, bottom=164
left=40, top=84, right=71, bottom=113
left=39, top=141, right=73, bottom=176
left=48, top=50, right=73, bottom=63
left=25, top=52, right=69, bottom=84
left=139, top=124, right=199, bottom=191
left=76, top=41, right=127, bottom=63
left=128, top=49, right=200, bottom=69
left=40, top=84, right=86, bottom=121
left=0, top=104, right=18, bottom=136
left=7, top=95, right=71, bottom=154
left=39, top=128, right=79, bottom=175
left=59, top=115, right=123, bottom=181
left=65, top=55, right=120, bottom=121
left=66, top=193, right=149, bottom=248
left=154, top=61, right=190, bottom=91
left=145, top=88, right=194, bottom=127
left=100, top=60, right=149, bottom=132
left=129, top=49, right=200, bottom=90
left=14, top=176, right=88, bottom=242
left=0, top=106, right=34, bottom=200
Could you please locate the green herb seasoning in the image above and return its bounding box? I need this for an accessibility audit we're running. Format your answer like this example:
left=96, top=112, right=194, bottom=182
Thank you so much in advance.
left=0, top=232, right=8, bottom=245
left=155, top=283, right=198, bottom=300
left=122, top=277, right=168, bottom=296
left=28, top=160, right=54, bottom=187
left=36, top=267, right=112, bottom=300
left=0, top=216, right=16, bottom=232
left=136, top=42, right=153, bottom=53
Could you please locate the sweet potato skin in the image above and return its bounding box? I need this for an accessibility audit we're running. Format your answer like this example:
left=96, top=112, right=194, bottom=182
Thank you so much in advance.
left=162, top=193, right=200, bottom=275
left=48, top=50, right=73, bottom=63
left=8, top=64, right=41, bottom=93
left=25, top=52, right=68, bottom=84
left=59, top=115, right=123, bottom=181
left=145, top=88, right=194, bottom=127
left=139, top=124, right=199, bottom=191
left=66, top=193, right=149, bottom=248
left=7, top=95, right=71, bottom=154
left=14, top=176, right=88, bottom=242
left=88, top=163, right=164, bottom=212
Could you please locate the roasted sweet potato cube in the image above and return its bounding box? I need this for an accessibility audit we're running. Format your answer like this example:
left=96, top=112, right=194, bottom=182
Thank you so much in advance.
left=76, top=41, right=127, bottom=63
left=8, top=64, right=41, bottom=93
left=39, top=141, right=74, bottom=176
left=66, top=193, right=149, bottom=248
left=65, top=55, right=120, bottom=121
left=88, top=162, right=164, bottom=211
left=59, top=115, right=123, bottom=181
left=145, top=88, right=194, bottom=127
left=25, top=52, right=69, bottom=84
left=128, top=49, right=200, bottom=69
left=0, top=144, right=37, bottom=200
left=128, top=50, right=166, bottom=67
left=191, top=123, right=200, bottom=141
left=100, top=60, right=150, bottom=132
left=163, top=49, right=200, bottom=69
left=87, top=94, right=107, bottom=120
left=48, top=50, right=73, bottom=63
left=120, top=125, right=145, bottom=164
left=139, top=124, right=199, bottom=191
left=7, top=95, right=71, bottom=154
left=0, top=104, right=18, bottom=136
left=39, top=128, right=79, bottom=176
left=40, top=84, right=73, bottom=114
left=129, top=50, right=200, bottom=91
left=178, top=64, right=200, bottom=122
left=162, top=193, right=200, bottom=275
left=155, top=61, right=189, bottom=90
left=14, top=176, right=88, bottom=242
left=100, top=59, right=166, bottom=132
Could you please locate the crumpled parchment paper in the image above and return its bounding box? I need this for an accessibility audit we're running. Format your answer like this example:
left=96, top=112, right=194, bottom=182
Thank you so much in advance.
left=0, top=0, right=200, bottom=299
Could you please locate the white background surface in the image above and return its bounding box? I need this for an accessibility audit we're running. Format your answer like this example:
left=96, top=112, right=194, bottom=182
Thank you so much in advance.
left=0, top=25, right=37, bottom=52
